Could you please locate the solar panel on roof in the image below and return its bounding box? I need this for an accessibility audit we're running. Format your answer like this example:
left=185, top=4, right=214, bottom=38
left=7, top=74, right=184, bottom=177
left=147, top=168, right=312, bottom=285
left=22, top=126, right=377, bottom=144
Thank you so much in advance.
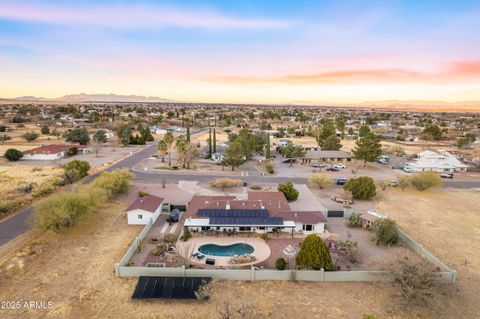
left=209, top=216, right=283, bottom=225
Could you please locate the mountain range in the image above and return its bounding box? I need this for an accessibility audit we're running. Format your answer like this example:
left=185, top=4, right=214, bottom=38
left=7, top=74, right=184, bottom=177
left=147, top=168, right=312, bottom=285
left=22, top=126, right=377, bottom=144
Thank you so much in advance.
left=2, top=93, right=173, bottom=103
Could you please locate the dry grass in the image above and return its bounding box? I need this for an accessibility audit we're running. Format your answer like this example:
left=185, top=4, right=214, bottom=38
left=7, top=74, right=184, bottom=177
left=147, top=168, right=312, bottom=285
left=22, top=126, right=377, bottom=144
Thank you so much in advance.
left=0, top=188, right=478, bottom=318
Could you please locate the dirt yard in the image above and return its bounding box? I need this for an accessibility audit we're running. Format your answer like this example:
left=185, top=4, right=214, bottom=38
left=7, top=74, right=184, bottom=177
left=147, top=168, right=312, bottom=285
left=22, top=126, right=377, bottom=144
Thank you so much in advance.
left=0, top=188, right=478, bottom=318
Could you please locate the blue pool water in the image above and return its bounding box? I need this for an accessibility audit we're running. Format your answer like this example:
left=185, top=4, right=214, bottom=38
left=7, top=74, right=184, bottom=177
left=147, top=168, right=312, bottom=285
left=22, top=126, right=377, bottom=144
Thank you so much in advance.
left=198, top=243, right=254, bottom=257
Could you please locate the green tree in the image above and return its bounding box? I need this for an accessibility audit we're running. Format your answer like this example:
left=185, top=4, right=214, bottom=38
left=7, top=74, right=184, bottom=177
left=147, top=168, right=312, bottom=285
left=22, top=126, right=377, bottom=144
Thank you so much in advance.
left=163, top=131, right=175, bottom=166
left=373, top=218, right=399, bottom=246
left=186, top=125, right=191, bottom=142
left=282, top=141, right=306, bottom=166
left=157, top=140, right=168, bottom=163
left=275, top=258, right=287, bottom=270
left=64, top=128, right=90, bottom=145
left=277, top=181, right=299, bottom=201
left=343, top=176, right=377, bottom=200
left=64, top=160, right=90, bottom=183
left=265, top=134, right=271, bottom=159
left=22, top=131, right=39, bottom=142
left=40, top=125, right=50, bottom=135
left=212, top=128, right=217, bottom=153
left=315, top=121, right=336, bottom=146
left=308, top=174, right=332, bottom=189
left=296, top=234, right=333, bottom=270
left=348, top=212, right=361, bottom=227
left=410, top=172, right=443, bottom=191
left=422, top=124, right=442, bottom=141
left=92, top=130, right=107, bottom=157
left=140, top=126, right=154, bottom=142
left=4, top=148, right=23, bottom=161
left=358, top=125, right=371, bottom=137
left=225, top=140, right=245, bottom=171
left=352, top=132, right=382, bottom=164
left=321, top=135, right=342, bottom=150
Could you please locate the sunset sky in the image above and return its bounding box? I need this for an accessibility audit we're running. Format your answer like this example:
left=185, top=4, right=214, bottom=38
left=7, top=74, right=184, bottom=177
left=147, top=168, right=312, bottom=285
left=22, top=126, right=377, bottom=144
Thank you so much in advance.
left=1, top=0, right=480, bottom=104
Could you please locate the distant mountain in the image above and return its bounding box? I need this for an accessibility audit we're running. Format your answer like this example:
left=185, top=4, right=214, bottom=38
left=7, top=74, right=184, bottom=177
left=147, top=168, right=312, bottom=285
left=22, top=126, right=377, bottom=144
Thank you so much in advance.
left=2, top=93, right=174, bottom=103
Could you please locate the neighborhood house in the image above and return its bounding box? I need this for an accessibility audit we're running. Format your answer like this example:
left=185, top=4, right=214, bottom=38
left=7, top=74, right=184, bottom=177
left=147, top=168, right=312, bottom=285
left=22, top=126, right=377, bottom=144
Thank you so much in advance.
left=405, top=150, right=469, bottom=172
left=126, top=195, right=164, bottom=225
left=23, top=144, right=90, bottom=160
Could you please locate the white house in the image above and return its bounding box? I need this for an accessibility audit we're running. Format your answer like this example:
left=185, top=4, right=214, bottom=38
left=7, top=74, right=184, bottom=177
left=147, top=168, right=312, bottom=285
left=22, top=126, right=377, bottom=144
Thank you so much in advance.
left=126, top=195, right=164, bottom=225
left=23, top=144, right=90, bottom=160
left=276, top=211, right=326, bottom=234
left=405, top=150, right=469, bottom=173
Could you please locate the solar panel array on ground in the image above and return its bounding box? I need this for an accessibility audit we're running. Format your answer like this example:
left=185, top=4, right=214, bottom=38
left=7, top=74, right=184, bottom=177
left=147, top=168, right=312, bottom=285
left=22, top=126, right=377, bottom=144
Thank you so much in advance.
left=209, top=216, right=284, bottom=225
left=132, top=276, right=211, bottom=300
left=198, top=208, right=270, bottom=218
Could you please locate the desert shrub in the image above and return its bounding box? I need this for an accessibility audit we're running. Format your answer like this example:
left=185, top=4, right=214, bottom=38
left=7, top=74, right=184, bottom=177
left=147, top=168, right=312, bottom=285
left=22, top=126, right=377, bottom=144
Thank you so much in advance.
left=181, top=226, right=191, bottom=241
left=17, top=182, right=36, bottom=194
left=348, top=212, right=361, bottom=227
left=66, top=146, right=78, bottom=156
left=373, top=218, right=399, bottom=246
left=138, top=191, right=149, bottom=198
left=229, top=255, right=256, bottom=264
left=259, top=233, right=268, bottom=241
left=163, top=233, right=177, bottom=245
left=337, top=239, right=359, bottom=262
left=64, top=160, right=90, bottom=183
left=91, top=169, right=132, bottom=197
left=249, top=184, right=262, bottom=190
left=4, top=148, right=23, bottom=161
left=277, top=181, right=299, bottom=201
left=343, top=176, right=376, bottom=200
left=266, top=164, right=274, bottom=174
left=296, top=234, right=333, bottom=270
left=275, top=258, right=287, bottom=270
left=308, top=174, right=332, bottom=189
left=22, top=131, right=39, bottom=142
left=151, top=243, right=169, bottom=256
left=410, top=172, right=443, bottom=191
left=64, top=128, right=90, bottom=144
left=33, top=187, right=108, bottom=232
left=40, top=125, right=50, bottom=134
left=210, top=178, right=242, bottom=190
left=397, top=175, right=411, bottom=191
left=32, top=183, right=56, bottom=197
left=0, top=198, right=26, bottom=216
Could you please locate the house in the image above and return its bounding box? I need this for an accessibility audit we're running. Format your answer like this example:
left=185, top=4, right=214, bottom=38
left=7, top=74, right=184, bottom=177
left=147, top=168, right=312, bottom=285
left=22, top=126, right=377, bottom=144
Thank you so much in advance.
left=126, top=195, right=164, bottom=225
left=183, top=192, right=326, bottom=234
left=359, top=211, right=386, bottom=229
left=404, top=150, right=469, bottom=173
left=23, top=144, right=90, bottom=160
left=304, top=150, right=352, bottom=163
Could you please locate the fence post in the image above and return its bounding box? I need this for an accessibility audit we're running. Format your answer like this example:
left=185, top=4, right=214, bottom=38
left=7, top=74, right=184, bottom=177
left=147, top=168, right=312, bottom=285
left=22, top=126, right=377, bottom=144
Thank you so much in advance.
left=320, top=268, right=325, bottom=281
left=115, top=263, right=119, bottom=277
left=451, top=270, right=457, bottom=284
left=182, top=265, right=186, bottom=277
left=250, top=266, right=255, bottom=281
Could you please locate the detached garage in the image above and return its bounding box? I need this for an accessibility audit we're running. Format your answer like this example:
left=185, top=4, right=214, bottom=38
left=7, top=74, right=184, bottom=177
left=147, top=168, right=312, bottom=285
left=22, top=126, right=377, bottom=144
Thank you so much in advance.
left=126, top=195, right=164, bottom=225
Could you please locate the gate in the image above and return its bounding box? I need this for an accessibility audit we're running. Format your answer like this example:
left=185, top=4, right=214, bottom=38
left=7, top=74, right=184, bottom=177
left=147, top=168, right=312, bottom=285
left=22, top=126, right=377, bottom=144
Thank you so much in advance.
left=170, top=205, right=187, bottom=212
left=327, top=210, right=344, bottom=218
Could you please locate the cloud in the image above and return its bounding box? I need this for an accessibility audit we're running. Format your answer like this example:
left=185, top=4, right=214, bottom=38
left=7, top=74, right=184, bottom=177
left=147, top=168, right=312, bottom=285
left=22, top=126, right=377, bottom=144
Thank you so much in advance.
left=0, top=3, right=291, bottom=30
left=206, top=59, right=480, bottom=85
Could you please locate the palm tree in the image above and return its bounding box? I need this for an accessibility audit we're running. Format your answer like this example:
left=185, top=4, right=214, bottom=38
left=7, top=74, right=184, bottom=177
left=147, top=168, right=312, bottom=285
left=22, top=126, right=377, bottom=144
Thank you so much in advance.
left=175, top=137, right=188, bottom=168
left=164, top=132, right=174, bottom=166
left=157, top=140, right=168, bottom=163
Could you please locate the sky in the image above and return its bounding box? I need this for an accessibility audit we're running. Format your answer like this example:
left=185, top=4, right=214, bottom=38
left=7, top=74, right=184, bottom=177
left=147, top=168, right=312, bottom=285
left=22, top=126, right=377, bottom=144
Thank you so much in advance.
left=0, top=0, right=480, bottom=105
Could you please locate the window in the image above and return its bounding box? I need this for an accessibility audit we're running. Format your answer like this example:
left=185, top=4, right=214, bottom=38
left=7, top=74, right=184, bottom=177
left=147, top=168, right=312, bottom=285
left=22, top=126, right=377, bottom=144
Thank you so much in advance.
left=239, top=226, right=252, bottom=231
left=302, top=224, right=314, bottom=231
left=138, top=214, right=143, bottom=219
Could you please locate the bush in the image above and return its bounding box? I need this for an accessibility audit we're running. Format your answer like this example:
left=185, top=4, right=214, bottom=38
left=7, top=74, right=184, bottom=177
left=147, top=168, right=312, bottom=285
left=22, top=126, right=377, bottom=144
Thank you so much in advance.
left=308, top=174, right=332, bottom=189
left=17, top=182, right=36, bottom=194
left=337, top=239, right=359, bottom=262
left=277, top=181, right=299, bottom=201
left=373, top=218, right=399, bottom=246
left=410, top=172, right=443, bottom=191
left=0, top=198, right=26, bottom=216
left=138, top=191, right=149, bottom=198
left=348, top=212, right=361, bottom=227
left=40, top=125, right=50, bottom=134
left=296, top=234, right=333, bottom=270
left=66, top=146, right=78, bottom=156
left=343, top=176, right=376, bottom=200
left=151, top=243, right=169, bottom=256
left=266, top=164, right=274, bottom=174
left=259, top=233, right=268, bottom=241
left=275, top=258, right=287, bottom=270
left=33, top=186, right=107, bottom=232
left=91, top=169, right=132, bottom=197
left=32, top=183, right=56, bottom=197
left=4, top=148, right=23, bottom=161
left=22, top=131, right=39, bottom=142
left=64, top=128, right=90, bottom=145
left=163, top=233, right=177, bottom=245
left=181, top=226, right=191, bottom=241
left=249, top=184, right=262, bottom=190
left=64, top=160, right=90, bottom=183
left=210, top=178, right=242, bottom=190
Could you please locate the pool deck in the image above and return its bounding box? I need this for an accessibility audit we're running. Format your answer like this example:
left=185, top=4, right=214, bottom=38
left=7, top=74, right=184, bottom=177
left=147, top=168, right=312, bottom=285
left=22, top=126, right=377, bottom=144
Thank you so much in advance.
left=177, top=237, right=271, bottom=267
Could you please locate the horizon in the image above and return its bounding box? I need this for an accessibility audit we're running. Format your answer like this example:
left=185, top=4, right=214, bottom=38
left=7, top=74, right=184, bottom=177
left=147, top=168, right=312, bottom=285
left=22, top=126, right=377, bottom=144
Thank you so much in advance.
left=1, top=1, right=480, bottom=105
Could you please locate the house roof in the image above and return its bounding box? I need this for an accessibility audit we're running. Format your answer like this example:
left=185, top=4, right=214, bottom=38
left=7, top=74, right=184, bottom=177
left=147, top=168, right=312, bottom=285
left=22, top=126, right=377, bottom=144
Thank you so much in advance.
left=23, top=144, right=87, bottom=155
left=276, top=211, right=327, bottom=224
left=126, top=195, right=164, bottom=213
left=360, top=212, right=381, bottom=223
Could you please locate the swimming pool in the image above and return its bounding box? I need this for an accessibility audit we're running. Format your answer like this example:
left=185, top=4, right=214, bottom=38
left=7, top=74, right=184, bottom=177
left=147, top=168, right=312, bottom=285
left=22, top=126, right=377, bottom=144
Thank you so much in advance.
left=198, top=243, right=254, bottom=257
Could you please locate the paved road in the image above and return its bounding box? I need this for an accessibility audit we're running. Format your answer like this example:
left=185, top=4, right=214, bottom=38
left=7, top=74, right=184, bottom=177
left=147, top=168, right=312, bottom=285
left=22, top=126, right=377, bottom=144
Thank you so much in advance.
left=1, top=137, right=479, bottom=247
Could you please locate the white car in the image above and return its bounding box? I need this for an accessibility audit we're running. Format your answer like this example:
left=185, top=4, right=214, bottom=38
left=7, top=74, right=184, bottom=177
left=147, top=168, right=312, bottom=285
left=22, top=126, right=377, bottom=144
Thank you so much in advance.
left=334, top=164, right=346, bottom=169
left=403, top=166, right=414, bottom=173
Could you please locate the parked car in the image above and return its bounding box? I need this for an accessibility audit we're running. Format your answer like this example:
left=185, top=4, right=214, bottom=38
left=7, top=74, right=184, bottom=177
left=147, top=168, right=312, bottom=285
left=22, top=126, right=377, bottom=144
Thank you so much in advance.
left=377, top=155, right=390, bottom=164
left=326, top=166, right=339, bottom=172
left=336, top=178, right=348, bottom=185
left=387, top=179, right=398, bottom=187
left=403, top=166, right=414, bottom=173
left=167, top=208, right=180, bottom=223
left=334, top=164, right=346, bottom=169
left=312, top=162, right=325, bottom=168
left=147, top=155, right=159, bottom=160
left=440, top=173, right=454, bottom=179
left=283, top=158, right=297, bottom=164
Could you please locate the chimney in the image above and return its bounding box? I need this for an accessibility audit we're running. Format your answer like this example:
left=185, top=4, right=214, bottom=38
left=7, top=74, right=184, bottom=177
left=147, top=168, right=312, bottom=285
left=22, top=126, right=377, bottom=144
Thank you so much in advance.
left=260, top=201, right=265, bottom=209
left=226, top=201, right=230, bottom=210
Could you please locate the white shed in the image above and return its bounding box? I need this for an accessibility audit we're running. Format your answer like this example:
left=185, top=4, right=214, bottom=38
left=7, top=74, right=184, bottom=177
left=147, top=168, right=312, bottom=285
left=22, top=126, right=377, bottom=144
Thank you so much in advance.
left=126, top=195, right=164, bottom=225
